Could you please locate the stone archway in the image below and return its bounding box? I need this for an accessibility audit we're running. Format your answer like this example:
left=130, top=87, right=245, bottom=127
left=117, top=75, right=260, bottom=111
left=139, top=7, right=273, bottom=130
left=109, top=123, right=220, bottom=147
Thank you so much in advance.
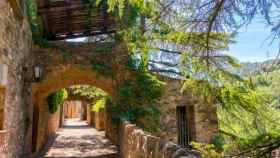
left=32, top=65, right=115, bottom=105
left=31, top=65, right=117, bottom=152
left=30, top=42, right=128, bottom=152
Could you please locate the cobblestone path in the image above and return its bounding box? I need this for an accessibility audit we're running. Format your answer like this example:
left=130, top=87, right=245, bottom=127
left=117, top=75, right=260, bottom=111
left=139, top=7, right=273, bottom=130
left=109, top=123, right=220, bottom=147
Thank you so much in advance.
left=41, top=119, right=118, bottom=158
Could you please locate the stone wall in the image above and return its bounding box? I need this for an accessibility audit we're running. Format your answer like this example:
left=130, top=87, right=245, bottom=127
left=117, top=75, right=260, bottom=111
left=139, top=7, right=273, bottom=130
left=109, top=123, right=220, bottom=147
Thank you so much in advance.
left=47, top=106, right=61, bottom=136
left=119, top=121, right=200, bottom=158
left=0, top=131, right=7, bottom=157
left=63, top=101, right=82, bottom=118
left=86, top=105, right=93, bottom=125
left=94, top=109, right=105, bottom=131
left=0, top=87, right=5, bottom=130
left=156, top=77, right=218, bottom=144
left=0, top=1, right=33, bottom=157
left=36, top=101, right=49, bottom=152
left=105, top=106, right=118, bottom=144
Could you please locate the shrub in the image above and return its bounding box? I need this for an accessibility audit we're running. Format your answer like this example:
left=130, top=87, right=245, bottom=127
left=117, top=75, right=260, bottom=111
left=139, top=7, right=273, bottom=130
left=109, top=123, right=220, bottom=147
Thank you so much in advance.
left=47, top=89, right=68, bottom=114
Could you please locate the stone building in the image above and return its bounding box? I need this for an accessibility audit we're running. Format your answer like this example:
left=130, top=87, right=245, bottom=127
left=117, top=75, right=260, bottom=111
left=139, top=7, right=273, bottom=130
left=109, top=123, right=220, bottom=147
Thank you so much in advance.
left=0, top=1, right=217, bottom=157
left=0, top=1, right=33, bottom=157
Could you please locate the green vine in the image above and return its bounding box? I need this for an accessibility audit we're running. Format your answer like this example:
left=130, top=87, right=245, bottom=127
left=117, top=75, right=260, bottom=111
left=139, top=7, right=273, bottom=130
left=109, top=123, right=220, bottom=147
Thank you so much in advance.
left=113, top=70, right=165, bottom=132
left=91, top=61, right=116, bottom=77
left=117, top=71, right=165, bottom=104
left=47, top=89, right=68, bottom=114
left=26, top=0, right=48, bottom=46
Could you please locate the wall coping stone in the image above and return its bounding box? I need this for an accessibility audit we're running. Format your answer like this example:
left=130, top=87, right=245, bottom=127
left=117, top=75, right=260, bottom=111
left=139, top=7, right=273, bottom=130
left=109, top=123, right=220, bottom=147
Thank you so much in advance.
left=120, top=121, right=201, bottom=158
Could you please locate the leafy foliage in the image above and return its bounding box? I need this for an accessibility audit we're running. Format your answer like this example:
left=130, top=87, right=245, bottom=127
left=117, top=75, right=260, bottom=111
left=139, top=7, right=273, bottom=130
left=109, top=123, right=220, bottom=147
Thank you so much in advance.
left=70, top=85, right=109, bottom=112
left=191, top=142, right=223, bottom=158
left=26, top=0, right=280, bottom=156
left=91, top=62, right=116, bottom=77
left=108, top=103, right=161, bottom=132
left=117, top=71, right=165, bottom=104
left=91, top=99, right=105, bottom=112
left=211, top=67, right=280, bottom=157
left=71, top=85, right=107, bottom=100
left=26, top=0, right=44, bottom=45
left=47, top=89, right=68, bottom=114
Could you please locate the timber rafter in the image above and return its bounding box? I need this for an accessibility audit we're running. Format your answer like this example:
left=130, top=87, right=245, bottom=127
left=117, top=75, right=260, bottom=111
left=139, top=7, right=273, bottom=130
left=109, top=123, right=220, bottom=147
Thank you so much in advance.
left=36, top=0, right=117, bottom=40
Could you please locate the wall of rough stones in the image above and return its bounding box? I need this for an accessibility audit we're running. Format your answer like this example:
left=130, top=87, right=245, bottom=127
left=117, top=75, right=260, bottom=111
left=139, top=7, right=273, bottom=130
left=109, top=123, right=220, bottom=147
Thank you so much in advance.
left=156, top=77, right=218, bottom=144
left=105, top=106, right=118, bottom=144
left=63, top=101, right=82, bottom=118
left=0, top=1, right=33, bottom=157
left=0, top=130, right=7, bottom=156
left=86, top=105, right=94, bottom=126
left=119, top=121, right=200, bottom=158
left=94, top=109, right=105, bottom=131
left=35, top=101, right=49, bottom=152
left=47, top=106, right=62, bottom=136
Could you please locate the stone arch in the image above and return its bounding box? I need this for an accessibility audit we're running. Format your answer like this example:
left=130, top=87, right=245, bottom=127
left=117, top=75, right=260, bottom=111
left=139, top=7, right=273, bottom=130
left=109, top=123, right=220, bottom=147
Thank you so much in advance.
left=30, top=42, right=128, bottom=152
left=31, top=65, right=117, bottom=152
left=32, top=65, right=115, bottom=105
left=31, top=41, right=128, bottom=105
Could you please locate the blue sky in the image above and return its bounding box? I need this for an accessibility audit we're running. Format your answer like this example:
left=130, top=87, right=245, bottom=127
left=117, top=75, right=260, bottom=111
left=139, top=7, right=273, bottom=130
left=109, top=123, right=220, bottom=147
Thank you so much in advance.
left=68, top=18, right=279, bottom=63
left=228, top=19, right=279, bottom=62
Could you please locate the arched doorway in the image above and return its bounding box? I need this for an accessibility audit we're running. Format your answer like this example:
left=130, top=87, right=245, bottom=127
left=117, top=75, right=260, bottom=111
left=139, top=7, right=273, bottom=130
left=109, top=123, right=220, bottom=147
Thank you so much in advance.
left=31, top=64, right=118, bottom=155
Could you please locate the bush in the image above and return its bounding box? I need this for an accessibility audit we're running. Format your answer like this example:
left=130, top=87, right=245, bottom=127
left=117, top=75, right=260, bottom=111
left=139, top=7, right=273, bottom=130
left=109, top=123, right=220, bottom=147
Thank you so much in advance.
left=47, top=89, right=68, bottom=114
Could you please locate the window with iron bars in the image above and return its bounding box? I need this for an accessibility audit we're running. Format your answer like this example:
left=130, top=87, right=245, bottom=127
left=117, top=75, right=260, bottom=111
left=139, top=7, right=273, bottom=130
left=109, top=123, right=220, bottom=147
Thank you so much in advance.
left=177, top=105, right=195, bottom=148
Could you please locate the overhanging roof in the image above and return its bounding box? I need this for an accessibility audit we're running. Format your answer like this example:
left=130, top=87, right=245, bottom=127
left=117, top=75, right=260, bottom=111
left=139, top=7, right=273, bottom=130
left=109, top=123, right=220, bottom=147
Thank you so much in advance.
left=36, top=0, right=117, bottom=40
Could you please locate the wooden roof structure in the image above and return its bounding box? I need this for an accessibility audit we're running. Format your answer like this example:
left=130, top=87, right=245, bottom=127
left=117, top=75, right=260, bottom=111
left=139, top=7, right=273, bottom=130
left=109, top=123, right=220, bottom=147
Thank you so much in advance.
left=36, top=0, right=117, bottom=40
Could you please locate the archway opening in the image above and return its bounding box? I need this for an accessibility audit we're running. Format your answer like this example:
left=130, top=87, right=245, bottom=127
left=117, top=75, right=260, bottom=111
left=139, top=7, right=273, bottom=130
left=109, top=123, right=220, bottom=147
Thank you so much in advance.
left=32, top=84, right=118, bottom=157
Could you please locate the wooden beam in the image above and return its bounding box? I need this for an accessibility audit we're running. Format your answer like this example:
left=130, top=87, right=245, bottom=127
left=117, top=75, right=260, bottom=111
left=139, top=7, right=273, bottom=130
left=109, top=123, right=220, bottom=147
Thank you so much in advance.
left=64, top=0, right=73, bottom=36
left=49, top=30, right=116, bottom=40
left=42, top=0, right=53, bottom=39
left=101, top=4, right=108, bottom=33
left=38, top=3, right=90, bottom=14
left=38, top=0, right=89, bottom=9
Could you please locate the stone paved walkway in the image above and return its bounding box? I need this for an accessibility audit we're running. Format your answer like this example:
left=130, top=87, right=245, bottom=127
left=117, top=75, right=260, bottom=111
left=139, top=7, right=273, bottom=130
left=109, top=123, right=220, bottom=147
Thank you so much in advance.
left=41, top=119, right=118, bottom=158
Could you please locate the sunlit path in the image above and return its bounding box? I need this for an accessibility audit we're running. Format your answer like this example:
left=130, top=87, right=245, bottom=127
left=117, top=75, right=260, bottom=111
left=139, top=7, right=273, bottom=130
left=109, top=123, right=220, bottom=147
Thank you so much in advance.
left=40, top=119, right=118, bottom=158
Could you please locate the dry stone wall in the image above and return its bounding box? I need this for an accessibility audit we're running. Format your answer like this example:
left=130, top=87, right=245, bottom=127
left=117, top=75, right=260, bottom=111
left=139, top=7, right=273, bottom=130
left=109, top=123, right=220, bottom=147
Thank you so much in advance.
left=0, top=1, right=33, bottom=157
left=119, top=121, right=200, bottom=158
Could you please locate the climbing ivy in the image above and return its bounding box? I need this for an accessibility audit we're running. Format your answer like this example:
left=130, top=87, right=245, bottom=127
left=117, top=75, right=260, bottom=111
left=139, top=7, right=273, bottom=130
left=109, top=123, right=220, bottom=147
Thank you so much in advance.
left=113, top=69, right=165, bottom=132
left=26, top=0, right=48, bottom=46
left=108, top=103, right=161, bottom=132
left=91, top=62, right=116, bottom=77
left=117, top=71, right=165, bottom=105
left=47, top=89, right=68, bottom=114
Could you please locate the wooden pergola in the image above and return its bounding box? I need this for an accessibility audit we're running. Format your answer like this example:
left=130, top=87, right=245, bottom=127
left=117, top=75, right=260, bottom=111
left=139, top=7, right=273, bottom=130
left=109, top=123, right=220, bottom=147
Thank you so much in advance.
left=36, top=0, right=117, bottom=40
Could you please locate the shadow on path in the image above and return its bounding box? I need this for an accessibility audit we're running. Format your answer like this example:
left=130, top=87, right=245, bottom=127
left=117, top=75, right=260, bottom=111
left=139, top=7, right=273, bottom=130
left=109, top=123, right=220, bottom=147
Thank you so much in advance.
left=36, top=119, right=118, bottom=158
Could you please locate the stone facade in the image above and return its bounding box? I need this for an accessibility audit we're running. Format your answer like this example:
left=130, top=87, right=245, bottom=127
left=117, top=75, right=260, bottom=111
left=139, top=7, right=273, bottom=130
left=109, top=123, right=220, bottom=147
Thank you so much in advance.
left=156, top=77, right=218, bottom=144
left=119, top=121, right=200, bottom=158
left=0, top=1, right=33, bottom=157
